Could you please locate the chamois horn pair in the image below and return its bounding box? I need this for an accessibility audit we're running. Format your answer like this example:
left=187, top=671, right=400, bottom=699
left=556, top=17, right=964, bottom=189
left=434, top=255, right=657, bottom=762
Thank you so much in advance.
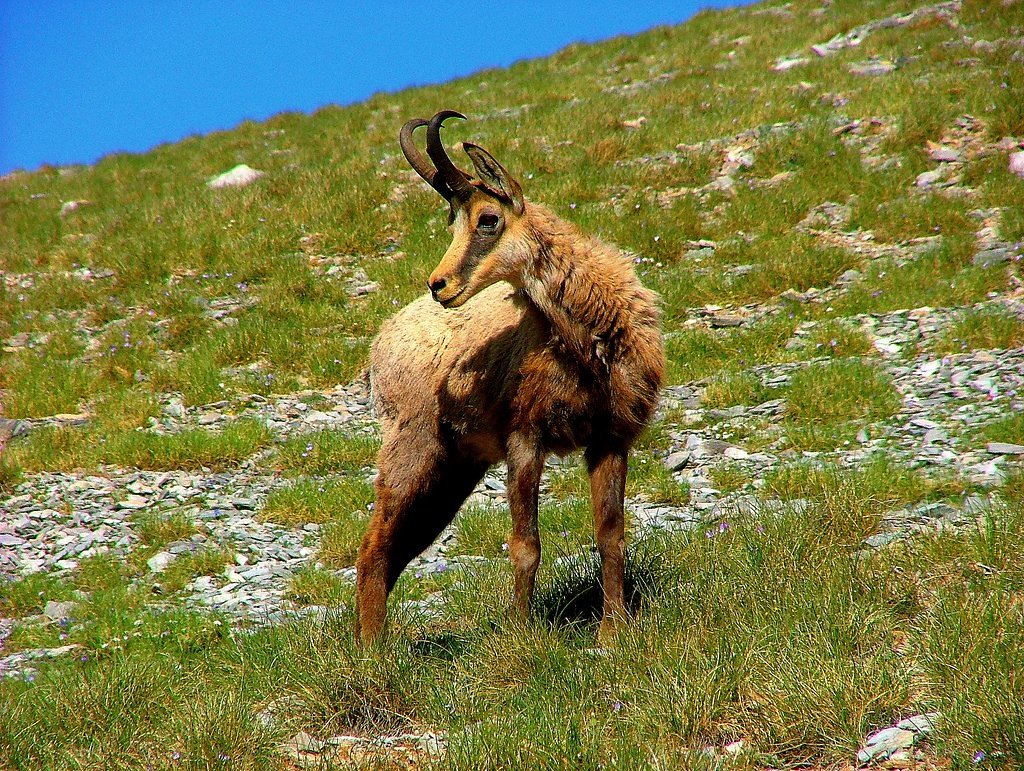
left=399, top=110, right=474, bottom=200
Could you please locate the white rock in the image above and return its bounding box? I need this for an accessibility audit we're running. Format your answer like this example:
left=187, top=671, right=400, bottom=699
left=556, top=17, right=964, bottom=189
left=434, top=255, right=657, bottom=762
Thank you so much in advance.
left=873, top=337, right=901, bottom=355
left=773, top=56, right=809, bottom=71
left=117, top=494, right=150, bottom=510
left=987, top=442, right=1024, bottom=455
left=664, top=450, right=691, bottom=471
left=147, top=551, right=177, bottom=573
left=857, top=727, right=916, bottom=763
left=929, top=146, right=960, bottom=163
left=1009, top=150, right=1024, bottom=179
left=897, top=712, right=940, bottom=734
left=43, top=600, right=78, bottom=621
left=723, top=739, right=747, bottom=755
left=303, top=410, right=333, bottom=423
left=206, top=164, right=264, bottom=189
left=59, top=199, right=91, bottom=216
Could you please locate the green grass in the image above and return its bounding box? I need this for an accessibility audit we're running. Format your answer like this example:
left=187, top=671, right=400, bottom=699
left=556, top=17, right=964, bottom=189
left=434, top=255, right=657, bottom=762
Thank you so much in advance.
left=158, top=547, right=237, bottom=595
left=0, top=356, right=94, bottom=418
left=4, top=419, right=273, bottom=472
left=933, top=308, right=1024, bottom=353
left=763, top=455, right=971, bottom=544
left=798, top=319, right=875, bottom=359
left=664, top=315, right=797, bottom=384
left=701, top=370, right=773, bottom=409
left=980, top=413, right=1024, bottom=446
left=454, top=505, right=510, bottom=558
left=785, top=359, right=900, bottom=424
left=831, top=237, right=1009, bottom=317
left=0, top=454, right=23, bottom=493
left=781, top=359, right=901, bottom=451
left=133, top=510, right=198, bottom=547
left=261, top=476, right=374, bottom=527
left=708, top=463, right=752, bottom=493
left=274, top=430, right=379, bottom=476
left=628, top=451, right=691, bottom=506
left=318, top=513, right=373, bottom=569
left=288, top=566, right=353, bottom=607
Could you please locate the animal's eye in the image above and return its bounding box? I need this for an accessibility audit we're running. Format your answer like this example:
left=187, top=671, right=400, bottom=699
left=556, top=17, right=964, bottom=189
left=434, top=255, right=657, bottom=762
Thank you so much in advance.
left=478, top=213, right=500, bottom=231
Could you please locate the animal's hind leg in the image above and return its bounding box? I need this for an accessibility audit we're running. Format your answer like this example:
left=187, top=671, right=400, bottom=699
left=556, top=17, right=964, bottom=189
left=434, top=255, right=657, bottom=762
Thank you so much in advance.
left=355, top=436, right=487, bottom=644
left=586, top=446, right=628, bottom=641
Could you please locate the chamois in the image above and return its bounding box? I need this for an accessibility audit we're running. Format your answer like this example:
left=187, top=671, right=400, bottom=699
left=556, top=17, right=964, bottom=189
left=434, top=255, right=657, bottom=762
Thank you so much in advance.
left=355, top=110, right=665, bottom=644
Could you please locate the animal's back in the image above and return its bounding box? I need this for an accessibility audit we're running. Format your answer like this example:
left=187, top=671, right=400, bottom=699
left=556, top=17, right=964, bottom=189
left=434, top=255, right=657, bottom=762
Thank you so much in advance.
left=370, top=282, right=543, bottom=458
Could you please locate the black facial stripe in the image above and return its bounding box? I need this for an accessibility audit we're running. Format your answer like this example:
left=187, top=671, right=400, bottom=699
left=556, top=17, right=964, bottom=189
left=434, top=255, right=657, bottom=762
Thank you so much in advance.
left=459, top=226, right=502, bottom=274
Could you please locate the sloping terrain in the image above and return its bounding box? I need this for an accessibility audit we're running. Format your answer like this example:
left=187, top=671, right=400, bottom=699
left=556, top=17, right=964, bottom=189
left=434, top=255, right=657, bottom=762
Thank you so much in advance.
left=2, top=0, right=1024, bottom=768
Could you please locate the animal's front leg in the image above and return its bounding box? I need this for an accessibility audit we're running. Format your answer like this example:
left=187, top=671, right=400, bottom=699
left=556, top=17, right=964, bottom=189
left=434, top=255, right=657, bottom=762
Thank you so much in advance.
left=587, top=446, right=628, bottom=640
left=506, top=433, right=544, bottom=618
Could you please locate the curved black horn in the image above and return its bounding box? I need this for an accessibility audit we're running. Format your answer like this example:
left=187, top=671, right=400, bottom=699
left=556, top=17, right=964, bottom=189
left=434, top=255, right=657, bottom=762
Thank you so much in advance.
left=426, top=110, right=474, bottom=199
left=400, top=118, right=453, bottom=199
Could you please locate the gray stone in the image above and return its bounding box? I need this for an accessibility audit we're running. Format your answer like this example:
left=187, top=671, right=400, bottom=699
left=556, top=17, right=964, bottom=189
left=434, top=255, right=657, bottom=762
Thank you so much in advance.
left=973, top=247, right=1013, bottom=268
left=1010, top=150, right=1024, bottom=179
left=0, top=418, right=30, bottom=439
left=710, top=314, right=745, bottom=328
left=701, top=439, right=737, bottom=457
left=664, top=451, right=691, bottom=471
left=162, top=401, right=185, bottom=419
left=207, top=164, right=263, bottom=189
left=897, top=712, right=940, bottom=734
left=116, top=495, right=149, bottom=510
left=43, top=600, right=77, bottom=621
left=914, top=502, right=957, bottom=520
left=915, top=169, right=945, bottom=188
left=147, top=551, right=177, bottom=573
left=864, top=532, right=901, bottom=548
left=857, top=727, right=916, bottom=764
left=708, top=406, right=746, bottom=420
left=773, top=56, right=809, bottom=71
left=987, top=442, right=1024, bottom=455
left=929, top=147, right=961, bottom=163
left=837, top=269, right=862, bottom=284
left=849, top=59, right=897, bottom=76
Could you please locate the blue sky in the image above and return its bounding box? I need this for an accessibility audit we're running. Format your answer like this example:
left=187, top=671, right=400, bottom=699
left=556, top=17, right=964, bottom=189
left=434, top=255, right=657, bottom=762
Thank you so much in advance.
left=0, top=2, right=746, bottom=175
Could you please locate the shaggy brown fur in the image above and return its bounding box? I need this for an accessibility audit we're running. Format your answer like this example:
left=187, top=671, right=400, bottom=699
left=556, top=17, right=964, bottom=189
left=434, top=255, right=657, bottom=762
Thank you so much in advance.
left=355, top=114, right=665, bottom=644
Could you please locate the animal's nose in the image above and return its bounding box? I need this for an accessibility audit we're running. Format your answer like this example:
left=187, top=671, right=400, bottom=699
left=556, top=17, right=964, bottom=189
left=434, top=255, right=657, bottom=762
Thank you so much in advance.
left=428, top=276, right=446, bottom=296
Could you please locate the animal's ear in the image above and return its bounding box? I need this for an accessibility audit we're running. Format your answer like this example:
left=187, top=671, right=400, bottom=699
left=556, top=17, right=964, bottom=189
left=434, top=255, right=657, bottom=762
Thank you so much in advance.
left=462, top=142, right=525, bottom=215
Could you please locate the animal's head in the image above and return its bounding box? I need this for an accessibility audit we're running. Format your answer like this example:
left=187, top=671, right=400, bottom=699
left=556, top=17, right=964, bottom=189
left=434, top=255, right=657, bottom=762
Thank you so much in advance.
left=401, top=110, right=529, bottom=308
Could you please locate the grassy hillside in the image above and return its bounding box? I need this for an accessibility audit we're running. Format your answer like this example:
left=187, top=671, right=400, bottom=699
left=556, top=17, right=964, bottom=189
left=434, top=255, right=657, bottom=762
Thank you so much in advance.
left=2, top=0, right=1024, bottom=768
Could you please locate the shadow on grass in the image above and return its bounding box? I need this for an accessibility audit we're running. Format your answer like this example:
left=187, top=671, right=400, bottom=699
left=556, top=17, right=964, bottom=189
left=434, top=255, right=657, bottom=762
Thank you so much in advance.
left=409, top=629, right=483, bottom=661
left=532, top=543, right=678, bottom=629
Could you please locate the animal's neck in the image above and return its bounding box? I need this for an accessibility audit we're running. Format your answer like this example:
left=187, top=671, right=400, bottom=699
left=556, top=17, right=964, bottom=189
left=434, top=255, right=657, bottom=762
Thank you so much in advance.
left=520, top=206, right=657, bottom=369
